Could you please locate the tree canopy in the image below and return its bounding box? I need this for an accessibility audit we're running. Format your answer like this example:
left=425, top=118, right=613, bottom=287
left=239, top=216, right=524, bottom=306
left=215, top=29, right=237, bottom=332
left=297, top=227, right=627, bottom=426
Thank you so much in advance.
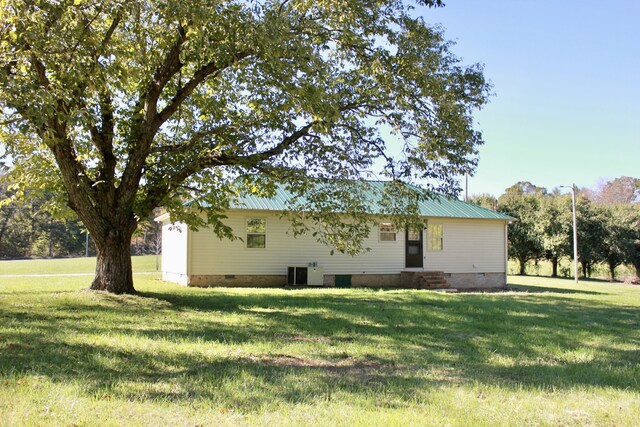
left=0, top=0, right=490, bottom=293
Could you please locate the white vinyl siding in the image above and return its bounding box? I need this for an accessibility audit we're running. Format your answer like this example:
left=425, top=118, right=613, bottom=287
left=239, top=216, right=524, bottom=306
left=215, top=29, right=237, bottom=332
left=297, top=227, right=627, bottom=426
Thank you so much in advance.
left=424, top=218, right=506, bottom=273
left=161, top=221, right=189, bottom=284
left=184, top=212, right=507, bottom=276
left=189, top=210, right=405, bottom=275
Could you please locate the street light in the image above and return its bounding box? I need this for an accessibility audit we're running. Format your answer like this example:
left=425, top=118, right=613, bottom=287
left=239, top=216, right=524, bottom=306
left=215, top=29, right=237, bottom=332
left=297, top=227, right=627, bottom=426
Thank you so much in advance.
left=561, top=184, right=579, bottom=283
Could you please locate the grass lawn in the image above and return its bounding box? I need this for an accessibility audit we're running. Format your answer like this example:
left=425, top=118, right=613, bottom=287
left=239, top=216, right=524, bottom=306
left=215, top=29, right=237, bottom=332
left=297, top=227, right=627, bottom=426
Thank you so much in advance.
left=0, top=255, right=160, bottom=275
left=1, top=271, right=639, bottom=426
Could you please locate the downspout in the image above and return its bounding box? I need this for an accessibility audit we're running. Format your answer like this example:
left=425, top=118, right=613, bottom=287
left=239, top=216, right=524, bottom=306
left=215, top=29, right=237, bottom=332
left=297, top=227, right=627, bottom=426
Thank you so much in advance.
left=504, top=221, right=510, bottom=286
left=186, top=224, right=192, bottom=285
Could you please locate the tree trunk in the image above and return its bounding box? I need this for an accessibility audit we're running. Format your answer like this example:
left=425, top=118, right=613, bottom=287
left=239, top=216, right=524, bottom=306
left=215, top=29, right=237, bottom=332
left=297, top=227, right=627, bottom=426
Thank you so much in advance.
left=551, top=257, right=558, bottom=278
left=608, top=260, right=616, bottom=282
left=580, top=260, right=589, bottom=279
left=633, top=243, right=640, bottom=278
left=48, top=218, right=54, bottom=257
left=90, top=227, right=136, bottom=294
left=0, top=205, right=15, bottom=257
left=518, top=257, right=526, bottom=275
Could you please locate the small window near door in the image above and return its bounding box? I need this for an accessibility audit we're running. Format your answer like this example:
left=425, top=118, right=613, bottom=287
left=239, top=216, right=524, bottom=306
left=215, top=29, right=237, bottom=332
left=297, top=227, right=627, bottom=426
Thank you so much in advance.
left=427, top=224, right=443, bottom=251
left=407, top=228, right=421, bottom=242
left=246, top=218, right=266, bottom=248
left=379, top=222, right=396, bottom=241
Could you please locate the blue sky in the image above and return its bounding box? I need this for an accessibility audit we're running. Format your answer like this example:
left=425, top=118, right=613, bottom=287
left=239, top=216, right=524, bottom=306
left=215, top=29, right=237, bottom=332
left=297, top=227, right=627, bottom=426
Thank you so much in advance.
left=415, top=0, right=640, bottom=197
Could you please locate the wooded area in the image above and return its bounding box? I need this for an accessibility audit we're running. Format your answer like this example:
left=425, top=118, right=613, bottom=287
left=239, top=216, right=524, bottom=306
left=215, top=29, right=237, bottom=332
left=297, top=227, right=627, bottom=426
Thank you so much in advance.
left=0, top=173, right=160, bottom=259
left=470, top=176, right=640, bottom=280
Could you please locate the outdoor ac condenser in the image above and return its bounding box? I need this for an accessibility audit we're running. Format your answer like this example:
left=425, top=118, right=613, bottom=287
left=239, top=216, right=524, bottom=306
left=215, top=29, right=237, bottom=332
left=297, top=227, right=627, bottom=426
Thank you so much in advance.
left=287, top=265, right=324, bottom=286
left=287, top=266, right=307, bottom=285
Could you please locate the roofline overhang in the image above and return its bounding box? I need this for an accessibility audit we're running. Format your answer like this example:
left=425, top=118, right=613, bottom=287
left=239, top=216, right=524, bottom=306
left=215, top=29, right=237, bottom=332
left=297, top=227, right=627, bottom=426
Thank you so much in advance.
left=154, top=212, right=171, bottom=222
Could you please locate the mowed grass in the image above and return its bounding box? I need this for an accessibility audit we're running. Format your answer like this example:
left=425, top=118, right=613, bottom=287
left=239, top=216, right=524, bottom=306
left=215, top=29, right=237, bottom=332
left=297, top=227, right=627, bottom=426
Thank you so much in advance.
left=0, top=255, right=160, bottom=275
left=0, top=270, right=639, bottom=426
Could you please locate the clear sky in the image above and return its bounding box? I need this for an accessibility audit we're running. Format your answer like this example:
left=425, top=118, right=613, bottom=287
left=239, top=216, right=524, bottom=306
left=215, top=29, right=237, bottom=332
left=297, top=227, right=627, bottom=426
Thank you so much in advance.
left=415, top=0, right=640, bottom=197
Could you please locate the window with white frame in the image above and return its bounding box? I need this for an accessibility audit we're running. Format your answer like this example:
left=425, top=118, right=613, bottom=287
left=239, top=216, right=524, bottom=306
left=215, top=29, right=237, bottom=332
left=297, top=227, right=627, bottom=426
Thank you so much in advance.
left=379, top=222, right=397, bottom=241
left=427, top=223, right=443, bottom=251
left=246, top=218, right=266, bottom=248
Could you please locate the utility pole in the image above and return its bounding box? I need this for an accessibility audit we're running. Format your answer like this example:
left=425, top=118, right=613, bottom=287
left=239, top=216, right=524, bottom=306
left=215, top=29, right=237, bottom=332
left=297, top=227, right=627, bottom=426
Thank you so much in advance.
left=561, top=184, right=579, bottom=283
left=570, top=184, right=578, bottom=284
left=465, top=173, right=468, bottom=202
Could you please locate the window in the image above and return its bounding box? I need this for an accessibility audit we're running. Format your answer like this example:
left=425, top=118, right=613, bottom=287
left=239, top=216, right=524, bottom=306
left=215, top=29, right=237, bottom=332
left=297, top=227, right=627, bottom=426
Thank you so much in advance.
left=407, top=228, right=421, bottom=242
left=379, top=222, right=397, bottom=241
left=427, top=224, right=443, bottom=251
left=246, top=218, right=266, bottom=248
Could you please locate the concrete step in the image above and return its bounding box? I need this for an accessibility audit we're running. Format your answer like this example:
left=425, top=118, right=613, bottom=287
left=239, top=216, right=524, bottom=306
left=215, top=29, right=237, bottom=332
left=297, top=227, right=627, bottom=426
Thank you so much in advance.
left=401, top=271, right=448, bottom=289
left=419, top=272, right=446, bottom=277
left=419, top=279, right=449, bottom=289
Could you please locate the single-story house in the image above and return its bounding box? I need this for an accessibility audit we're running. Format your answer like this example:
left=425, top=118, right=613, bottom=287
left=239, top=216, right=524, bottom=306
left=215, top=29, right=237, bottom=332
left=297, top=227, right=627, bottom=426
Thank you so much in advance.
left=156, top=181, right=513, bottom=289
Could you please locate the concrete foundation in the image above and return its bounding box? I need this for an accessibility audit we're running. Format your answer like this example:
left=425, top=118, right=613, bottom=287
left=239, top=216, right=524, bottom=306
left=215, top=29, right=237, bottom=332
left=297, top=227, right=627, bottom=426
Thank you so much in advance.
left=189, top=274, right=287, bottom=288
left=321, top=274, right=401, bottom=288
left=445, top=272, right=506, bottom=289
left=181, top=272, right=506, bottom=289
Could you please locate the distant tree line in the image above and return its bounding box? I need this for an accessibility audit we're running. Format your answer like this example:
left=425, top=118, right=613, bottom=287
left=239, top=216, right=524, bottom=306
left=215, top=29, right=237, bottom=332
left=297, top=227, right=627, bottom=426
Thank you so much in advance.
left=470, top=177, right=640, bottom=280
left=0, top=173, right=160, bottom=259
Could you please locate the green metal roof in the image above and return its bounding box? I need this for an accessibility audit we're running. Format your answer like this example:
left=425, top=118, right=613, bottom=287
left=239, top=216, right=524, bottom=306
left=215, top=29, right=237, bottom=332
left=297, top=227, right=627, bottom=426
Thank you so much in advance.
left=228, top=181, right=513, bottom=220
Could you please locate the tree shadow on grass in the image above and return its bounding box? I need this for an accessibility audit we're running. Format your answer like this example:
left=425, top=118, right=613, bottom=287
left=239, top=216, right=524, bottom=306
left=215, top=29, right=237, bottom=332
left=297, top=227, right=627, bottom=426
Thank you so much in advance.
left=1, top=286, right=639, bottom=410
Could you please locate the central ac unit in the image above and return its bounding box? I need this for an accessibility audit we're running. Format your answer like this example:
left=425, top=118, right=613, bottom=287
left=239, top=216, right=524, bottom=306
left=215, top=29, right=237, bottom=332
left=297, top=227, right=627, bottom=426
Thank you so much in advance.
left=287, top=266, right=324, bottom=286
left=287, top=266, right=308, bottom=285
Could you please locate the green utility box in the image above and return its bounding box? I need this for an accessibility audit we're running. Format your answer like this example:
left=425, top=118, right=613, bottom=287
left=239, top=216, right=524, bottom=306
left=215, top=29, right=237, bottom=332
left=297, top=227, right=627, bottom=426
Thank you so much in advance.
left=335, top=275, right=352, bottom=288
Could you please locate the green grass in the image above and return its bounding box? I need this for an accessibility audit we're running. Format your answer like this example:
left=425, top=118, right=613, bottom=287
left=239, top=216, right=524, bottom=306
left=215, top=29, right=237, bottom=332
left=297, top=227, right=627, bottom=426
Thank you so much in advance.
left=0, top=254, right=160, bottom=275
left=1, top=272, right=639, bottom=426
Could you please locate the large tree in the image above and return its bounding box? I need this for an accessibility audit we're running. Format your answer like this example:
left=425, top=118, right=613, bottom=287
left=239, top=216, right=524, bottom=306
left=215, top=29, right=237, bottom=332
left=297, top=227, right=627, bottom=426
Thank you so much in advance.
left=498, top=191, right=544, bottom=275
left=595, top=177, right=640, bottom=205
left=535, top=194, right=572, bottom=278
left=0, top=0, right=490, bottom=293
left=575, top=198, right=606, bottom=278
left=596, top=203, right=640, bottom=280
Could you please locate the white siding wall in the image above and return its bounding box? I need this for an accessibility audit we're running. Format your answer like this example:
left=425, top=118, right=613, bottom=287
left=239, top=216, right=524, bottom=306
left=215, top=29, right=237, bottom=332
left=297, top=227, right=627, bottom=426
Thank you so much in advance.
left=161, top=221, right=189, bottom=283
left=424, top=218, right=506, bottom=273
left=189, top=210, right=405, bottom=275
left=186, top=211, right=507, bottom=276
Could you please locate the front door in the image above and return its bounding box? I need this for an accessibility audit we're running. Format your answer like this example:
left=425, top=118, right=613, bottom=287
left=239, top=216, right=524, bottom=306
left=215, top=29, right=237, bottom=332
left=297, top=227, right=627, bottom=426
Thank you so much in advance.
left=405, top=228, right=423, bottom=268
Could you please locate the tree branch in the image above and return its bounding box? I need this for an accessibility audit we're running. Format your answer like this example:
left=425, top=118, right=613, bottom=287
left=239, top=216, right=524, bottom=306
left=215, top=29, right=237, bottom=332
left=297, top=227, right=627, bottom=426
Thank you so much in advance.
left=144, top=22, right=189, bottom=123
left=151, top=125, right=234, bottom=154
left=142, top=121, right=316, bottom=210
left=30, top=54, right=49, bottom=88
left=100, top=12, right=121, bottom=52
left=23, top=55, right=107, bottom=230
left=154, top=50, right=253, bottom=129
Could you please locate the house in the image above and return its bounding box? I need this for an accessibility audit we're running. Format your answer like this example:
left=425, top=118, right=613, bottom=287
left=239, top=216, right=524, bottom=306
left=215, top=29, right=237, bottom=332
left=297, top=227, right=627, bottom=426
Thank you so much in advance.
left=156, top=181, right=513, bottom=289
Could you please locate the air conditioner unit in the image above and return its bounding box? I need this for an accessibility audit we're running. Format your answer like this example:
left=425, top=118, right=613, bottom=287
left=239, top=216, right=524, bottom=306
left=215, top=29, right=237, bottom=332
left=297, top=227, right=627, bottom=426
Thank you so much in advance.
left=287, top=265, right=324, bottom=286
left=288, top=266, right=307, bottom=285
